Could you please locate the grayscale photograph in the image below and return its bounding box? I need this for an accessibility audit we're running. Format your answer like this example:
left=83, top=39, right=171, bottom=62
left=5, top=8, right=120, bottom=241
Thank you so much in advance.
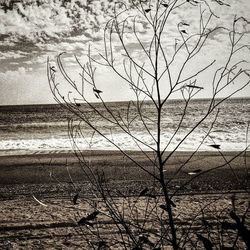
left=0, top=0, right=249, bottom=249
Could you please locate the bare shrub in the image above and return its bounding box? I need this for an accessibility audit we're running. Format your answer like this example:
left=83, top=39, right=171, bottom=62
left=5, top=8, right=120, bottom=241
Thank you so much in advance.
left=48, top=0, right=250, bottom=248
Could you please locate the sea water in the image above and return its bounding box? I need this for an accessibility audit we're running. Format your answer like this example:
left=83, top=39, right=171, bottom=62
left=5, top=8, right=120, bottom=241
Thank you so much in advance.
left=0, top=98, right=249, bottom=156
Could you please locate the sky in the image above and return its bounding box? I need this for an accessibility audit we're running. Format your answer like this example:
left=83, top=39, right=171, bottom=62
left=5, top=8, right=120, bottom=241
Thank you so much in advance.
left=0, top=0, right=250, bottom=106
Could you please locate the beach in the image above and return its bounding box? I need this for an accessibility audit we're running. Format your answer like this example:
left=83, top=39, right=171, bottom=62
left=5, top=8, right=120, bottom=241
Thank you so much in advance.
left=1, top=0, right=250, bottom=247
left=0, top=150, right=249, bottom=249
left=0, top=150, right=249, bottom=195
left=0, top=97, right=249, bottom=249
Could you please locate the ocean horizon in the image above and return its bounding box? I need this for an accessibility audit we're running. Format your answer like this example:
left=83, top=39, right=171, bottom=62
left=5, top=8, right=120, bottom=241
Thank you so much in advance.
left=0, top=97, right=249, bottom=156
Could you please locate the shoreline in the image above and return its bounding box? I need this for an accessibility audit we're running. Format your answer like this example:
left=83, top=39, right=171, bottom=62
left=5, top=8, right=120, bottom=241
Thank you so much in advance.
left=1, top=147, right=248, bottom=155
left=0, top=148, right=248, bottom=157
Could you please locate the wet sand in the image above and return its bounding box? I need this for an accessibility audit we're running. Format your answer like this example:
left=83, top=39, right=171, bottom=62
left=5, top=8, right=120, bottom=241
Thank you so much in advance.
left=0, top=150, right=249, bottom=194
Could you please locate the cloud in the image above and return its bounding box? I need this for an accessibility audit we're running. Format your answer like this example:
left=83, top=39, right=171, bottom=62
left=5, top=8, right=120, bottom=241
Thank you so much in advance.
left=0, top=51, right=28, bottom=60
left=0, top=0, right=249, bottom=105
left=0, top=67, right=53, bottom=105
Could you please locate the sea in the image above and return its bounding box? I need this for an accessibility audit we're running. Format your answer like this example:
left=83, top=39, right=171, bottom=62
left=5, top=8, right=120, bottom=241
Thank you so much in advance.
left=0, top=98, right=249, bottom=156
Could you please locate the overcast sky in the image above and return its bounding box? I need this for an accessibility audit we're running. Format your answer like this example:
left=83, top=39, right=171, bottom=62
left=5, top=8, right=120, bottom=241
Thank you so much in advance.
left=0, top=0, right=250, bottom=106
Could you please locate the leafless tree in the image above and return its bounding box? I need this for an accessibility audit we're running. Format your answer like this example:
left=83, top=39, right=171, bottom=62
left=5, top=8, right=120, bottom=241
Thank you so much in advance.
left=48, top=0, right=250, bottom=248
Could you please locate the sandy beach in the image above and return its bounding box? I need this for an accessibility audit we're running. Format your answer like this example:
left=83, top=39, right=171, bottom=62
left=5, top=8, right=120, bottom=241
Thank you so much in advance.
left=0, top=150, right=249, bottom=190
left=0, top=150, right=249, bottom=249
left=1, top=0, right=250, bottom=247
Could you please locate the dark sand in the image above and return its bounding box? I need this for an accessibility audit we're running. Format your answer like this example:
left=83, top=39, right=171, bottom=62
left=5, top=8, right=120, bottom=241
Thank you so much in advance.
left=0, top=150, right=249, bottom=249
left=0, top=150, right=249, bottom=195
